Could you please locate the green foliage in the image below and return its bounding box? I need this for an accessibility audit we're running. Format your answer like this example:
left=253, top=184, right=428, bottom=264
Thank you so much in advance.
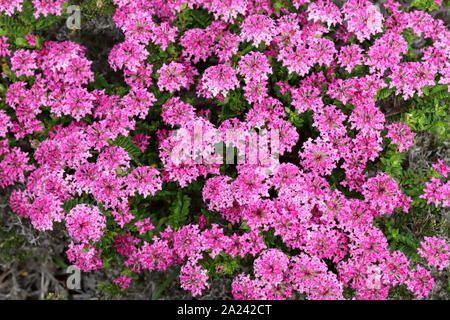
left=378, top=145, right=406, bottom=177
left=382, top=218, right=421, bottom=260
left=167, top=190, right=191, bottom=230
left=404, top=96, right=449, bottom=140
left=97, top=280, right=127, bottom=298
left=401, top=28, right=418, bottom=62
left=45, top=292, right=66, bottom=300
left=410, top=0, right=439, bottom=11
left=0, top=227, right=30, bottom=265
left=62, top=195, right=95, bottom=212
left=151, top=267, right=181, bottom=300
left=73, top=0, right=117, bottom=17
left=375, top=87, right=395, bottom=101
left=203, top=252, right=241, bottom=281
left=422, top=84, right=449, bottom=100
left=285, top=107, right=304, bottom=129
left=217, top=90, right=250, bottom=123
left=0, top=0, right=67, bottom=48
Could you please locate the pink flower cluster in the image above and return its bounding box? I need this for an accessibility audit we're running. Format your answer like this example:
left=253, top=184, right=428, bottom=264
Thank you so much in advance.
left=157, top=61, right=198, bottom=93
left=418, top=236, right=449, bottom=271
left=0, top=0, right=65, bottom=17
left=66, top=204, right=107, bottom=243
left=386, top=122, right=414, bottom=153
left=420, top=178, right=449, bottom=208
left=113, top=224, right=266, bottom=296
left=1, top=0, right=449, bottom=301
left=197, top=64, right=240, bottom=99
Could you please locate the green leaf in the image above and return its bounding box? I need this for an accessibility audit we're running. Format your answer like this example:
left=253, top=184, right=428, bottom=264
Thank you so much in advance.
left=151, top=267, right=181, bottom=300
left=429, top=84, right=449, bottom=99
left=92, top=73, right=111, bottom=91
left=14, top=37, right=28, bottom=48
left=167, top=190, right=191, bottom=229
left=376, top=87, right=395, bottom=100
left=410, top=0, right=439, bottom=11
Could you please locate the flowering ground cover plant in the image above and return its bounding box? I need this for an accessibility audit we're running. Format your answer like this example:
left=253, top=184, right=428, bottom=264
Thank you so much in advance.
left=0, top=0, right=449, bottom=300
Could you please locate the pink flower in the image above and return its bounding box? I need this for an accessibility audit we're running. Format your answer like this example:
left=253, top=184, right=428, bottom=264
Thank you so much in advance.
left=121, top=87, right=156, bottom=120
left=66, top=242, right=103, bottom=272
left=150, top=22, right=178, bottom=51
left=135, top=218, right=155, bottom=235
left=138, top=237, right=176, bottom=271
left=161, top=97, right=196, bottom=127
left=203, top=175, right=234, bottom=212
left=0, top=147, right=35, bottom=189
left=2, top=0, right=449, bottom=302
left=157, top=61, right=198, bottom=93
left=10, top=49, right=38, bottom=77
left=366, top=32, right=408, bottom=74
left=198, top=214, right=207, bottom=228
left=254, top=249, right=290, bottom=283
left=114, top=275, right=133, bottom=289
left=432, top=159, right=449, bottom=177
left=240, top=14, right=277, bottom=47
left=131, top=134, right=150, bottom=153
left=0, top=36, right=11, bottom=57
left=231, top=274, right=260, bottom=299
left=418, top=236, right=449, bottom=271
left=59, top=87, right=95, bottom=121
left=66, top=204, right=107, bottom=243
left=197, top=64, right=239, bottom=98
left=25, top=34, right=36, bottom=47
left=337, top=44, right=363, bottom=73
left=108, top=41, right=149, bottom=73
left=124, top=64, right=153, bottom=89
left=0, top=110, right=12, bottom=138
left=32, top=0, right=65, bottom=18
left=215, top=31, right=240, bottom=63
left=180, top=263, right=210, bottom=297
left=204, top=0, right=247, bottom=23
left=406, top=265, right=434, bottom=299
left=307, top=0, right=342, bottom=28
left=238, top=51, right=272, bottom=82
left=385, top=122, right=414, bottom=153
left=0, top=0, right=23, bottom=16
left=313, top=104, right=347, bottom=139
left=293, top=0, right=311, bottom=9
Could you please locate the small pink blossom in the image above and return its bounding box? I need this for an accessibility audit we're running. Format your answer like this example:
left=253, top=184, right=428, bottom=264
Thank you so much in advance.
left=418, top=236, right=449, bottom=271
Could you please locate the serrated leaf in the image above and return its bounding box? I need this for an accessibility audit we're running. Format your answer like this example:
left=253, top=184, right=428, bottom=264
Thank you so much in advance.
left=376, top=87, right=395, bottom=100
left=167, top=190, right=191, bottom=229
left=112, top=135, right=142, bottom=165
left=411, top=0, right=439, bottom=11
